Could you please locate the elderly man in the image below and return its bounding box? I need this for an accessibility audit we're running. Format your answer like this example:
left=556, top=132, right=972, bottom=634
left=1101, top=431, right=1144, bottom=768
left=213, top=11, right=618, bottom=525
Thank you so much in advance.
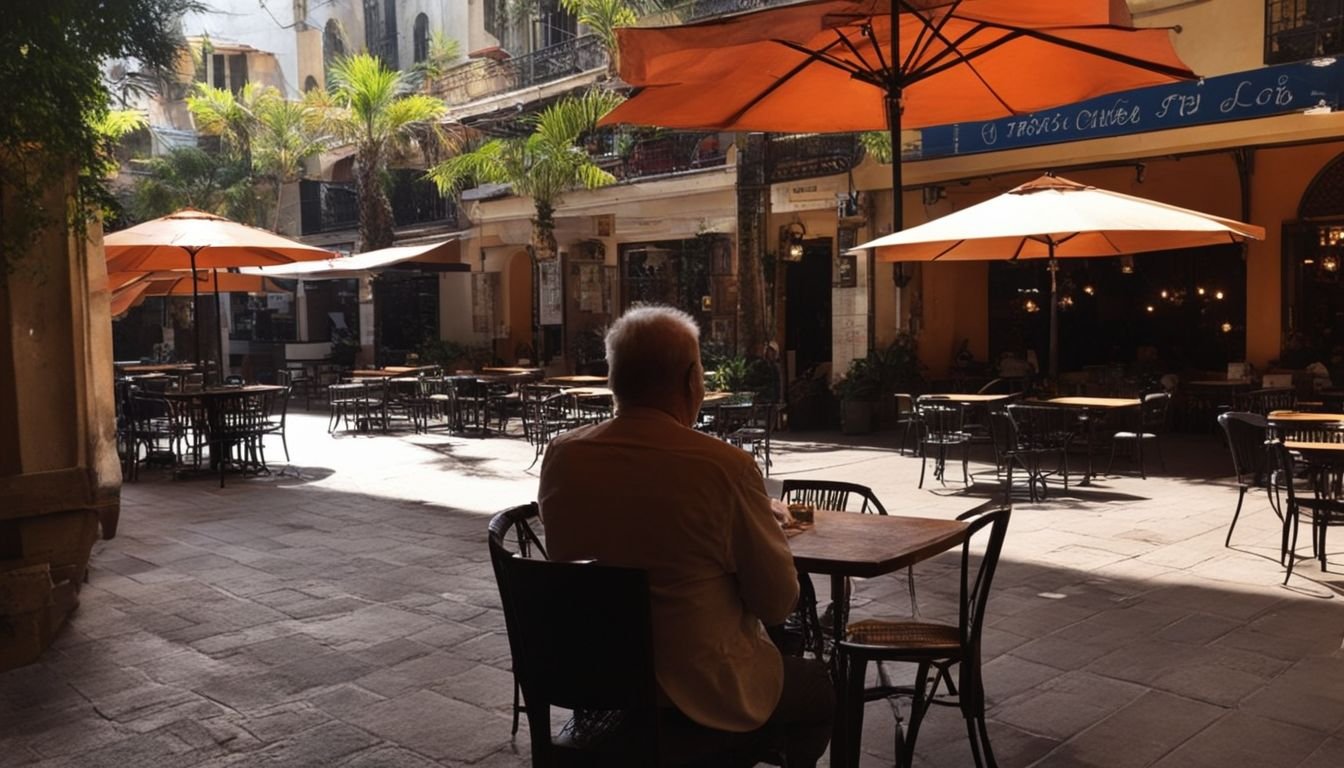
left=539, top=305, right=832, bottom=765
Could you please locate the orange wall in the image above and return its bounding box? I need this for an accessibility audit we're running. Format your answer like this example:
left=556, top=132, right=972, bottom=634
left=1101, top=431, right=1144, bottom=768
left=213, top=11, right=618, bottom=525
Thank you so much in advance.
left=506, top=250, right=532, bottom=360
left=917, top=260, right=989, bottom=377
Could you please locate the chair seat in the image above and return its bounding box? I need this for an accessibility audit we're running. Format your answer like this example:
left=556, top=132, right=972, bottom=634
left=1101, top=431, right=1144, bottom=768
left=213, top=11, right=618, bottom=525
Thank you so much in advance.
left=845, top=618, right=960, bottom=651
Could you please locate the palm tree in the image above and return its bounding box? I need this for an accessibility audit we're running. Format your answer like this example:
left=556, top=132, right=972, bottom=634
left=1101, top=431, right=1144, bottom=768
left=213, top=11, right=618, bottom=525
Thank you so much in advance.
left=561, top=0, right=636, bottom=72
left=427, top=89, right=624, bottom=260
left=131, top=146, right=254, bottom=221
left=252, top=97, right=328, bottom=230
left=187, top=83, right=274, bottom=224
left=316, top=54, right=447, bottom=250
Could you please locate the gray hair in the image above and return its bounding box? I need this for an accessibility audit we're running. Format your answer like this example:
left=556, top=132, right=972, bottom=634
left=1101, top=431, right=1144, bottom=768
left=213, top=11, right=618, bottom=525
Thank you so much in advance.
left=605, top=305, right=700, bottom=407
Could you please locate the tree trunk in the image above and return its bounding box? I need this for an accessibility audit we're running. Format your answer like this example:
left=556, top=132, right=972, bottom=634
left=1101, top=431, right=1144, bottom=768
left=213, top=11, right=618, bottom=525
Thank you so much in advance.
left=355, top=145, right=395, bottom=251
left=531, top=201, right=557, bottom=261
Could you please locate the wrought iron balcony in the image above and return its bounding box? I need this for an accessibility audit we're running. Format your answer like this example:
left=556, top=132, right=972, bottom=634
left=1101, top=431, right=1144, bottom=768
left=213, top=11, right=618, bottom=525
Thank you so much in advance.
left=605, top=131, right=729, bottom=181
left=433, top=35, right=607, bottom=107
left=671, top=0, right=796, bottom=22
left=299, top=172, right=458, bottom=236
left=766, top=133, right=863, bottom=184
left=1266, top=0, right=1344, bottom=64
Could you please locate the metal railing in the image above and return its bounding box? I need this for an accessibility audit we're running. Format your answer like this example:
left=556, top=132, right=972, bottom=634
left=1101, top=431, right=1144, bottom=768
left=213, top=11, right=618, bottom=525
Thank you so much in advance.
left=669, top=0, right=795, bottom=22
left=609, top=131, right=728, bottom=181
left=766, top=133, right=863, bottom=184
left=1266, top=0, right=1344, bottom=64
left=432, top=35, right=607, bottom=107
left=299, top=173, right=458, bottom=236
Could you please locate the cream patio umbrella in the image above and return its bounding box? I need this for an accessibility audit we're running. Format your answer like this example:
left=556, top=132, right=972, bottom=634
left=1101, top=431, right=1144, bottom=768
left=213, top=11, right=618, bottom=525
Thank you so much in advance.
left=853, top=174, right=1266, bottom=379
left=104, top=209, right=334, bottom=373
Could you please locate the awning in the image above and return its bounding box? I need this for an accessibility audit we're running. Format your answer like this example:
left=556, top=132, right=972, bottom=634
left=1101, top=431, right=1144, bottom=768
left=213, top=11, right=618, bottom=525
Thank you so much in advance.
left=242, top=238, right=467, bottom=280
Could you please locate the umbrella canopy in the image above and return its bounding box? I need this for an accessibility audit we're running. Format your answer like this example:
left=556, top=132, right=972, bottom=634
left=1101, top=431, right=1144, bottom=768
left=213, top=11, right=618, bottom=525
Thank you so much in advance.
left=854, top=174, right=1266, bottom=378
left=103, top=208, right=333, bottom=371
left=104, top=208, right=334, bottom=271
left=108, top=271, right=288, bottom=319
left=601, top=0, right=1193, bottom=133
left=244, top=240, right=465, bottom=280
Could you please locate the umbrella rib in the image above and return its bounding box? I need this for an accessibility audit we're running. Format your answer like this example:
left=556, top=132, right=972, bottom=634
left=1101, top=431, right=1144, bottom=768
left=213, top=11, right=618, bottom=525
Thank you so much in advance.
left=834, top=26, right=883, bottom=81
left=770, top=37, right=885, bottom=91
left=899, top=0, right=964, bottom=80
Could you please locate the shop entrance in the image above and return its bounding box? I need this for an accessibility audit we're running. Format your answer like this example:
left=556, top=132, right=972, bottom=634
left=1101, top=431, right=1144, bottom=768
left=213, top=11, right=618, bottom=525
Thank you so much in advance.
left=785, top=238, right=833, bottom=379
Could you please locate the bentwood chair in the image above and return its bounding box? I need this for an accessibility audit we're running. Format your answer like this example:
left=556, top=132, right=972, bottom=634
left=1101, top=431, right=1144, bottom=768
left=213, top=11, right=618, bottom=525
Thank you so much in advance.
left=916, top=399, right=971, bottom=488
left=488, top=506, right=785, bottom=767
left=1267, top=442, right=1344, bottom=583
left=837, top=507, right=1011, bottom=768
left=1005, top=404, right=1075, bottom=499
left=1218, top=412, right=1275, bottom=547
left=488, top=503, right=548, bottom=737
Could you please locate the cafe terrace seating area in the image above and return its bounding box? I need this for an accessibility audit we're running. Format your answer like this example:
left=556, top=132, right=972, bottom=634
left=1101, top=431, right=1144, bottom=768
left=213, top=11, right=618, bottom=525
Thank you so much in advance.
left=15, top=364, right=1344, bottom=766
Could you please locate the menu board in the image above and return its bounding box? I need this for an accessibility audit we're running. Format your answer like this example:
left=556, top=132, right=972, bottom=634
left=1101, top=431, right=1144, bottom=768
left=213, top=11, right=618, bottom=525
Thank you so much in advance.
left=539, top=259, right=563, bottom=326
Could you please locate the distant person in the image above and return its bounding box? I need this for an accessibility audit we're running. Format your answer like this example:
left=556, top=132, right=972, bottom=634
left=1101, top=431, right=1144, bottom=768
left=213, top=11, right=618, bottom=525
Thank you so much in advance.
left=538, top=305, right=832, bottom=765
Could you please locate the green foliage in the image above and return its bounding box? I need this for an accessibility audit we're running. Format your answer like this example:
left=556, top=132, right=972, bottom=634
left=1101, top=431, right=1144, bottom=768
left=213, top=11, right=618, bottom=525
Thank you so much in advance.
left=560, top=0, right=638, bottom=56
left=869, top=331, right=924, bottom=392
left=2, top=0, right=196, bottom=276
left=131, top=147, right=256, bottom=223
left=860, top=131, right=892, bottom=164
left=418, top=338, right=491, bottom=369
left=711, top=356, right=749, bottom=392
left=427, top=89, right=623, bottom=258
left=833, top=357, right=883, bottom=402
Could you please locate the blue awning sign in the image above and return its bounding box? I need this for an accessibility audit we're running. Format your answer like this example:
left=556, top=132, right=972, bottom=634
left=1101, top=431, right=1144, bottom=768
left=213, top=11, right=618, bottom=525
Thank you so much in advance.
left=916, top=59, right=1342, bottom=160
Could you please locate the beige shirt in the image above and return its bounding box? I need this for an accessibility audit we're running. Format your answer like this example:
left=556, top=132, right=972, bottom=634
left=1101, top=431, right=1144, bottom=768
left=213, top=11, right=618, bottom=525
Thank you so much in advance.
left=538, top=406, right=800, bottom=733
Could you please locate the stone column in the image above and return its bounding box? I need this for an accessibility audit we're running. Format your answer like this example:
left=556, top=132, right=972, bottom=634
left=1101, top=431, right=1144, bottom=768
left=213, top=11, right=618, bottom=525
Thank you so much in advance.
left=1, top=167, right=120, bottom=671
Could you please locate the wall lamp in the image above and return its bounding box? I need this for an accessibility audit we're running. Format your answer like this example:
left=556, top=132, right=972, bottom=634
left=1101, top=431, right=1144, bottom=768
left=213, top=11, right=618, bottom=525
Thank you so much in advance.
left=781, top=221, right=806, bottom=262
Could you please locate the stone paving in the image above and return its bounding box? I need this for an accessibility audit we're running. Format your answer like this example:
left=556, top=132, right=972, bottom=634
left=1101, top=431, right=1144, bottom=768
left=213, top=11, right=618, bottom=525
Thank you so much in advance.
left=2, top=411, right=1344, bottom=767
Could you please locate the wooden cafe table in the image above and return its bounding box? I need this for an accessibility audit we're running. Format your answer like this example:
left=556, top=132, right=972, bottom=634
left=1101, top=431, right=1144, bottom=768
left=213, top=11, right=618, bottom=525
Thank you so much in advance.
left=786, top=509, right=970, bottom=765
left=546, top=374, right=608, bottom=385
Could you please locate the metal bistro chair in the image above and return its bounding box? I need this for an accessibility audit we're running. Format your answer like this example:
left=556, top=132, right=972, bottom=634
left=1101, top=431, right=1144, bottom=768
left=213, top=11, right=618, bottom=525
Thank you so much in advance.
left=1242, top=386, right=1296, bottom=417
left=838, top=507, right=1011, bottom=768
left=893, top=393, right=919, bottom=456
left=779, top=481, right=915, bottom=665
left=488, top=506, right=786, bottom=767
left=726, top=402, right=776, bottom=477
left=986, top=410, right=1032, bottom=504
left=1107, top=392, right=1170, bottom=479
left=1217, top=412, right=1276, bottom=547
left=1266, top=441, right=1344, bottom=584
left=916, top=399, right=971, bottom=488
left=1005, top=404, right=1076, bottom=500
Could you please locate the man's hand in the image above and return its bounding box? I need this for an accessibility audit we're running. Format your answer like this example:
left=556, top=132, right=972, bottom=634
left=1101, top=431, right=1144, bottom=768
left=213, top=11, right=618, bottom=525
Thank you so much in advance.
left=769, top=498, right=793, bottom=524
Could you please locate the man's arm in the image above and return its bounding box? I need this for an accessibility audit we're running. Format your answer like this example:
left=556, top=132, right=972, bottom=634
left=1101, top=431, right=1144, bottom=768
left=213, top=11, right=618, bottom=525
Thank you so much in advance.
left=729, top=461, right=799, bottom=626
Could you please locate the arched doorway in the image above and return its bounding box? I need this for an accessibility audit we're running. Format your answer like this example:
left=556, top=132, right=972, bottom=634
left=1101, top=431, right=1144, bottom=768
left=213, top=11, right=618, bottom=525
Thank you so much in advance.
left=413, top=13, right=430, bottom=64
left=323, top=20, right=345, bottom=86
left=1283, top=152, right=1344, bottom=366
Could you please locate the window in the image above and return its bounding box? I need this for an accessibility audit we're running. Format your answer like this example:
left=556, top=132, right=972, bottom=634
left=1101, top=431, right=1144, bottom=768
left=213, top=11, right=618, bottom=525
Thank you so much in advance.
left=304, top=75, right=320, bottom=93
left=324, top=19, right=346, bottom=65
left=484, top=0, right=502, bottom=40
left=1266, top=0, right=1344, bottom=63
left=205, top=52, right=248, bottom=94
left=539, top=0, right=577, bottom=48
left=363, top=0, right=382, bottom=56
left=413, top=13, right=429, bottom=64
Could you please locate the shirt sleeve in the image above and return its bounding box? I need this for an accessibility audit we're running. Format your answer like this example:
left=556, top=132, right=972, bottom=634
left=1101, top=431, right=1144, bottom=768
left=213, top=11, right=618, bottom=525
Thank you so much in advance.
left=728, top=459, right=799, bottom=626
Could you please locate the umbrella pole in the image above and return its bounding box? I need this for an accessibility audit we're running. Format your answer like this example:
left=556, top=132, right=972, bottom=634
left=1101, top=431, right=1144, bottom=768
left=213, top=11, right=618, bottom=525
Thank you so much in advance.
left=214, top=269, right=226, bottom=383
left=1049, top=251, right=1059, bottom=384
left=888, top=6, right=902, bottom=233
left=190, top=248, right=202, bottom=371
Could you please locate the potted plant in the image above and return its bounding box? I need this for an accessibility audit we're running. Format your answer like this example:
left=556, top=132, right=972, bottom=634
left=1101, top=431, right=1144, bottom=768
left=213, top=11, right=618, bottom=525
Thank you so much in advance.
left=870, top=332, right=926, bottom=429
left=834, top=357, right=883, bottom=434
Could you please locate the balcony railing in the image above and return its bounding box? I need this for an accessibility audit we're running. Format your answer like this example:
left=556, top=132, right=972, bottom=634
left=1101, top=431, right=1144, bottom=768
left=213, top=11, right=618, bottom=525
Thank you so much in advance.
left=433, top=35, right=607, bottom=107
left=595, top=131, right=728, bottom=181
left=671, top=0, right=796, bottom=22
left=300, top=172, right=458, bottom=236
left=299, top=180, right=358, bottom=235
left=1266, top=0, right=1344, bottom=64
left=766, top=133, right=863, bottom=184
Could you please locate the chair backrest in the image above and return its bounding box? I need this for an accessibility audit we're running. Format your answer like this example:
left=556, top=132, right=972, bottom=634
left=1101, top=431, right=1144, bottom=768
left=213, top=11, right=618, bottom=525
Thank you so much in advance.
left=1246, top=387, right=1296, bottom=415
left=894, top=393, right=915, bottom=417
left=1141, top=392, right=1171, bottom=431
left=988, top=410, right=1019, bottom=464
left=917, top=399, right=965, bottom=437
left=954, top=507, right=1011, bottom=706
left=488, top=504, right=659, bottom=762
left=780, top=479, right=887, bottom=515
left=1218, top=411, right=1268, bottom=485
left=1006, top=404, right=1075, bottom=448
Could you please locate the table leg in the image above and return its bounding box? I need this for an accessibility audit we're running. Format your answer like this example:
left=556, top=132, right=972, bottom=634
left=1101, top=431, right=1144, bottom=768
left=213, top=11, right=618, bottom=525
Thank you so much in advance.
left=828, top=573, right=851, bottom=766
left=1079, top=412, right=1097, bottom=486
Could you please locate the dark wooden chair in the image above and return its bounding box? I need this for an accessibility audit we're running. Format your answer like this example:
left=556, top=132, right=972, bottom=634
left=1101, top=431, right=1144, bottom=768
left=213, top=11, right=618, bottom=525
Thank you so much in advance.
left=837, top=507, right=1011, bottom=768
left=487, top=505, right=785, bottom=767
left=1267, top=442, right=1344, bottom=584
left=487, top=503, right=548, bottom=737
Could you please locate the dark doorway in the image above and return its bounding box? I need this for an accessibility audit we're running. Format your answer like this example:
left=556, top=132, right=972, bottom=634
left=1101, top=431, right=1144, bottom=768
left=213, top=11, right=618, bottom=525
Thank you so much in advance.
left=373, top=272, right=438, bottom=365
left=785, top=238, right=833, bottom=378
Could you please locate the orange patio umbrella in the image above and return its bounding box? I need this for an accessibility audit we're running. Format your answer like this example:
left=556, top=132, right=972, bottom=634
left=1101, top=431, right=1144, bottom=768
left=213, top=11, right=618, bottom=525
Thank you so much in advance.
left=601, top=0, right=1194, bottom=231
left=108, top=271, right=289, bottom=320
left=104, top=209, right=333, bottom=370
left=853, top=174, right=1266, bottom=378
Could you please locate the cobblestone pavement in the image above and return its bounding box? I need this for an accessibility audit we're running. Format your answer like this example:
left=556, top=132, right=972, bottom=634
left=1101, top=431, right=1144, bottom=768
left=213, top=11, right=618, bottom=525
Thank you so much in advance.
left=3, top=411, right=1344, bottom=767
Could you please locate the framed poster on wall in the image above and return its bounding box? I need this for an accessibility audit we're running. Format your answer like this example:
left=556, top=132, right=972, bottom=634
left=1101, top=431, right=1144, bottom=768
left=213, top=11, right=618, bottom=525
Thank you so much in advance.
left=539, top=259, right=563, bottom=326
left=835, top=253, right=857, bottom=288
